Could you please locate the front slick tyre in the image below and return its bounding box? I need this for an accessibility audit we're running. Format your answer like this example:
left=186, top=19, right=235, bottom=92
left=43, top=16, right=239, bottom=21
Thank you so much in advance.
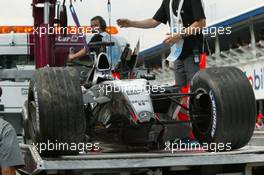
left=27, top=67, right=86, bottom=156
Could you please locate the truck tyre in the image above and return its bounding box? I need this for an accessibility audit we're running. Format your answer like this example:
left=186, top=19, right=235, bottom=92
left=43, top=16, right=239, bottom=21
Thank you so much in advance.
left=190, top=67, right=256, bottom=151
left=27, top=67, right=86, bottom=155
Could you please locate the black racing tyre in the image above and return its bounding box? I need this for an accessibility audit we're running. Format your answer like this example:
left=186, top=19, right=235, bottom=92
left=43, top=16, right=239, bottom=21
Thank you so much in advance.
left=27, top=67, right=86, bottom=155
left=190, top=67, right=256, bottom=151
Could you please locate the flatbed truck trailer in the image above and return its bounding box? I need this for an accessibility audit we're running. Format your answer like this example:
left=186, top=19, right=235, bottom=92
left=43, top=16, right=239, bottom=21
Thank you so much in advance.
left=19, top=132, right=264, bottom=175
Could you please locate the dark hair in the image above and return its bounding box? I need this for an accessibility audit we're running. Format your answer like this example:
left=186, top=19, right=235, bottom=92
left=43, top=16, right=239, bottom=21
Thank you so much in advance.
left=91, top=16, right=107, bottom=32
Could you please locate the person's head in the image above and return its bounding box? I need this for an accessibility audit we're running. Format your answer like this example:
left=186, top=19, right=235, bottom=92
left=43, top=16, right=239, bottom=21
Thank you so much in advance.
left=91, top=16, right=107, bottom=33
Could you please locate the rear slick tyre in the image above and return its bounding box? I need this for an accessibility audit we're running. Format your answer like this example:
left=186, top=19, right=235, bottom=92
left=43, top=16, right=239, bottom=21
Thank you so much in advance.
left=190, top=67, right=256, bottom=151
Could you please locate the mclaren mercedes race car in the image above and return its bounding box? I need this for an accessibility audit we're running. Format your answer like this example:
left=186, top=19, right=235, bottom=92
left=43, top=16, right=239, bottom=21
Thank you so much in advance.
left=23, top=41, right=256, bottom=155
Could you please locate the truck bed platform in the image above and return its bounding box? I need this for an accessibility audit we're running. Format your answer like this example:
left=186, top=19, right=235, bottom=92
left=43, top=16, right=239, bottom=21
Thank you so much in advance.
left=20, top=132, right=264, bottom=175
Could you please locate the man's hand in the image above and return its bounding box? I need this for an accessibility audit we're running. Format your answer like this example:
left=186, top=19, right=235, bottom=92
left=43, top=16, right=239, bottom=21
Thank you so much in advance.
left=163, top=33, right=182, bottom=45
left=116, top=19, right=132, bottom=28
left=68, top=54, right=75, bottom=62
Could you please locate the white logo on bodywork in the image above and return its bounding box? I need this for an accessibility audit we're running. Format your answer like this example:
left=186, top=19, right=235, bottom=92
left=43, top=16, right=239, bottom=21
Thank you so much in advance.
left=57, top=35, right=79, bottom=42
left=209, top=91, right=217, bottom=138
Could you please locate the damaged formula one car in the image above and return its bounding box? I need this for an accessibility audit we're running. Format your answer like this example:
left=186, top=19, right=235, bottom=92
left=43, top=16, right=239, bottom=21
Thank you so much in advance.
left=23, top=40, right=256, bottom=155
left=21, top=0, right=256, bottom=155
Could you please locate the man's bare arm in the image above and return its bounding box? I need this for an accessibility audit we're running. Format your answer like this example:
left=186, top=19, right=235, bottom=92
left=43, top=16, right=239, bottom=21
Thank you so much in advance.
left=117, top=18, right=161, bottom=29
left=68, top=48, right=87, bottom=61
left=2, top=167, right=17, bottom=175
